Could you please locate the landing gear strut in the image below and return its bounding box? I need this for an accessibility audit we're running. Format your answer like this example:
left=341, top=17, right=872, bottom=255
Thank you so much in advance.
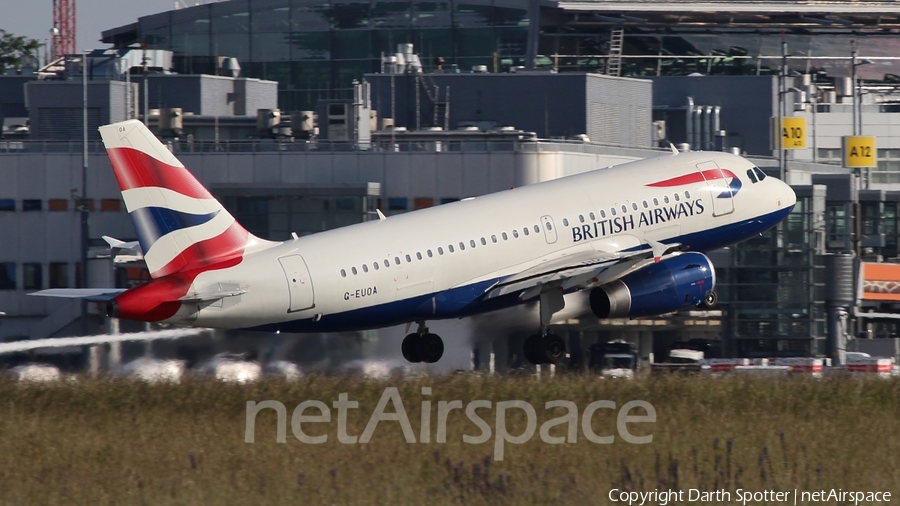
left=522, top=288, right=568, bottom=365
left=402, top=321, right=444, bottom=364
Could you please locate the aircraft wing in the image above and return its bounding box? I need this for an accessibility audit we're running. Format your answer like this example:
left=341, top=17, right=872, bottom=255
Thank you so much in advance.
left=29, top=288, right=127, bottom=302
left=483, top=240, right=681, bottom=302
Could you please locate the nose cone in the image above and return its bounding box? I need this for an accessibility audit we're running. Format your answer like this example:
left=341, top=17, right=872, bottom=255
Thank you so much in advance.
left=781, top=178, right=797, bottom=209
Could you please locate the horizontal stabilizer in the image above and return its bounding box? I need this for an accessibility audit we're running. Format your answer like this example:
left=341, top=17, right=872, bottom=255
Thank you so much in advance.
left=102, top=235, right=142, bottom=254
left=179, top=283, right=247, bottom=302
left=29, top=288, right=127, bottom=302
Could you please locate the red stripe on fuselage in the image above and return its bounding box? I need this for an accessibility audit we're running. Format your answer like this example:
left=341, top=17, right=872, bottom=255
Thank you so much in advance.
left=151, top=221, right=249, bottom=278
left=106, top=147, right=213, bottom=199
left=646, top=169, right=736, bottom=188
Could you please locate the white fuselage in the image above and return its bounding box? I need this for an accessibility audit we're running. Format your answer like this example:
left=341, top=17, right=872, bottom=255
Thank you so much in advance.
left=176, top=151, right=795, bottom=333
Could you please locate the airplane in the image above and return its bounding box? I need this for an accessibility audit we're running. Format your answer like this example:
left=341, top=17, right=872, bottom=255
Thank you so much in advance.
left=33, top=119, right=796, bottom=365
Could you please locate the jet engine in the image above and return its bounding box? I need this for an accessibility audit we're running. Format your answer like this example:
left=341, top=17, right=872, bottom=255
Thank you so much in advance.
left=589, top=252, right=715, bottom=319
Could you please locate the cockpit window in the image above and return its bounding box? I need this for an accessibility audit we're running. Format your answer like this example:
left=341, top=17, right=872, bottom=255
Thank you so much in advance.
left=746, top=168, right=758, bottom=183
left=753, top=167, right=767, bottom=181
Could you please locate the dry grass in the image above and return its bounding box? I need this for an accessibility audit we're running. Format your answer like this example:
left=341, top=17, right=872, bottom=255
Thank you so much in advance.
left=1, top=374, right=898, bottom=505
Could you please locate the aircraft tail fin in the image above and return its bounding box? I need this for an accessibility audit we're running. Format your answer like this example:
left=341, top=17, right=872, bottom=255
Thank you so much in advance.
left=99, top=120, right=274, bottom=278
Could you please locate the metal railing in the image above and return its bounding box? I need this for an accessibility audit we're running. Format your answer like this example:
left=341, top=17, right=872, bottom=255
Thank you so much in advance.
left=0, top=137, right=671, bottom=157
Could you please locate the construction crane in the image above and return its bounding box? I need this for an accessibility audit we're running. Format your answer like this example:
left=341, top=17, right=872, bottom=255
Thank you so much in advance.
left=51, top=0, right=76, bottom=60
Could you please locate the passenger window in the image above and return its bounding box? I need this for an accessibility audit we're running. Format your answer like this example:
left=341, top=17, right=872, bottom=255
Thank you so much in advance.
left=470, top=240, right=476, bottom=248
left=523, top=228, right=529, bottom=236
left=362, top=264, right=368, bottom=272
left=674, top=193, right=680, bottom=202
left=384, top=259, right=390, bottom=267
left=600, top=210, right=606, bottom=218
left=589, top=212, right=595, bottom=220
left=395, top=257, right=400, bottom=265
left=341, top=269, right=347, bottom=277
left=579, top=215, right=585, bottom=223
left=545, top=222, right=552, bottom=231
left=352, top=267, right=358, bottom=275
left=459, top=242, right=465, bottom=250
left=534, top=225, right=540, bottom=233
left=373, top=262, right=379, bottom=271
left=685, top=191, right=691, bottom=199
left=642, top=200, right=649, bottom=209
left=427, top=249, right=433, bottom=257
left=416, top=252, right=422, bottom=260
left=449, top=245, right=454, bottom=253
left=653, top=197, right=659, bottom=206
left=611, top=207, right=617, bottom=216
left=502, top=232, right=509, bottom=240
left=491, top=235, right=497, bottom=243
left=664, top=195, right=670, bottom=204
left=513, top=230, right=519, bottom=238
left=480, top=237, right=486, bottom=246
left=562, top=218, right=569, bottom=226
left=438, top=247, right=444, bottom=255
left=632, top=202, right=638, bottom=210
left=406, top=254, right=412, bottom=263
left=621, top=205, right=627, bottom=213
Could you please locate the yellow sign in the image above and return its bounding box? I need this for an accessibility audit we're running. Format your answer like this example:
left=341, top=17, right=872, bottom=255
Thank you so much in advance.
left=780, top=117, right=806, bottom=149
left=843, top=136, right=877, bottom=168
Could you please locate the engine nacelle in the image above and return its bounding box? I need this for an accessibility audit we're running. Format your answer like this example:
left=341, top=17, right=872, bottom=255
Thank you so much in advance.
left=589, top=252, right=715, bottom=319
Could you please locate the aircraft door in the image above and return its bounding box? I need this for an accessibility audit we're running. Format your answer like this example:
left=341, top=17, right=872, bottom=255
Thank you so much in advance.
left=541, top=215, right=558, bottom=244
left=278, top=255, right=315, bottom=312
left=696, top=161, right=735, bottom=217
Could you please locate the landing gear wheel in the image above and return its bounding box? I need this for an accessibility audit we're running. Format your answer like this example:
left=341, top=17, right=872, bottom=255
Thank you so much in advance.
left=700, top=290, right=718, bottom=309
left=523, top=334, right=543, bottom=365
left=541, top=334, right=567, bottom=364
left=402, top=333, right=422, bottom=363
left=416, top=333, right=444, bottom=363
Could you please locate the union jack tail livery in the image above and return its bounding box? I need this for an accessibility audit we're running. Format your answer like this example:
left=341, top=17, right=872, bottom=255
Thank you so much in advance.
left=99, top=120, right=274, bottom=278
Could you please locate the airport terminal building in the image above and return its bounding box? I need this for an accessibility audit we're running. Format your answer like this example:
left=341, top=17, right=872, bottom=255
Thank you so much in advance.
left=6, top=0, right=900, bottom=370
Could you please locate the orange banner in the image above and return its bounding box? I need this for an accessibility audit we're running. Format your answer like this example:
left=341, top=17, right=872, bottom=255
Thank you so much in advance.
left=861, top=262, right=900, bottom=301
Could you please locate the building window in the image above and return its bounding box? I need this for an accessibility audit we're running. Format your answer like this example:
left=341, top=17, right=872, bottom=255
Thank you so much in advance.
left=23, top=263, right=41, bottom=290
left=0, top=199, right=14, bottom=212
left=49, top=262, right=68, bottom=288
left=0, top=262, right=15, bottom=290
left=101, top=199, right=122, bottom=212
left=413, top=198, right=433, bottom=210
left=22, top=199, right=42, bottom=211
left=388, top=198, right=408, bottom=211
left=48, top=199, right=68, bottom=211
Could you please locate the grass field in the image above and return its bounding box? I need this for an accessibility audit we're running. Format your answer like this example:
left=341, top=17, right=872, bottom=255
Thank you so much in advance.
left=1, top=374, right=898, bottom=505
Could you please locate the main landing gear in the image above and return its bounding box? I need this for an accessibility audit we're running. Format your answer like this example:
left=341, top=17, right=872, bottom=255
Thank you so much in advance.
left=402, top=321, right=444, bottom=363
left=523, top=288, right=568, bottom=365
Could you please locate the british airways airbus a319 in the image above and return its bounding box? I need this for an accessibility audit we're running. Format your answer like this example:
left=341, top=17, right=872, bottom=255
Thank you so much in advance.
left=35, top=119, right=796, bottom=365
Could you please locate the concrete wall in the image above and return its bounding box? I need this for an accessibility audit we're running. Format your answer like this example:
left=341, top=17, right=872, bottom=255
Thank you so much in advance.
left=367, top=73, right=652, bottom=144
left=144, top=75, right=278, bottom=117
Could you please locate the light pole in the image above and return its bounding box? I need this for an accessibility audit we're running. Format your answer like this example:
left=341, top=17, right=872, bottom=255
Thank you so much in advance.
left=81, top=49, right=89, bottom=335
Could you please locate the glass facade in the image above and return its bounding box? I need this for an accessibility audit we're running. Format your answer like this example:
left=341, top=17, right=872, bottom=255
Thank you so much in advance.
left=719, top=190, right=826, bottom=357
left=138, top=0, right=530, bottom=111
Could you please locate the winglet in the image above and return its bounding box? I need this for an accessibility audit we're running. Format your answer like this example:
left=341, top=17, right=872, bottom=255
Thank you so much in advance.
left=376, top=209, right=387, bottom=221
left=647, top=239, right=668, bottom=263
left=669, top=143, right=679, bottom=155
